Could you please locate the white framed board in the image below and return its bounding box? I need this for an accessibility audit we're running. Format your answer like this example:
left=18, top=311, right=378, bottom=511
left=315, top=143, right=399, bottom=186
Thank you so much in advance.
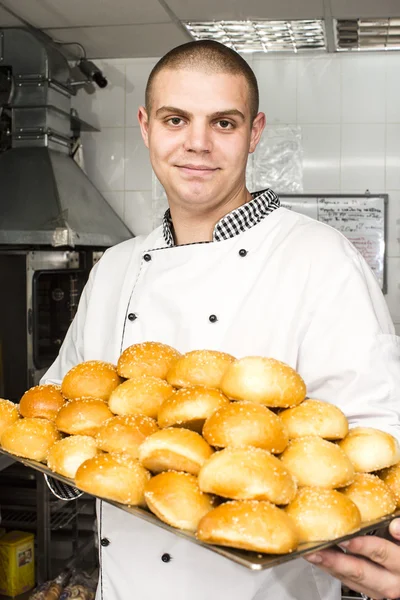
left=279, top=194, right=388, bottom=293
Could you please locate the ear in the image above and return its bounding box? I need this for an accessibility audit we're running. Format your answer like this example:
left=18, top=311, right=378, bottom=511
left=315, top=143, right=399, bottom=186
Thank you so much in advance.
left=249, top=112, right=266, bottom=154
left=137, top=106, right=150, bottom=148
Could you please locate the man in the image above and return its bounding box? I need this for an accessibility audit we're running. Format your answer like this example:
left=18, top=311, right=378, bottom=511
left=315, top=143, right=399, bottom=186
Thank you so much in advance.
left=45, top=40, right=400, bottom=600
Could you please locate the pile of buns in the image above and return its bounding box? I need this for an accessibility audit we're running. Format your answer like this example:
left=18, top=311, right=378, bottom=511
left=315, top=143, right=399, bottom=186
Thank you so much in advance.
left=1, top=341, right=400, bottom=556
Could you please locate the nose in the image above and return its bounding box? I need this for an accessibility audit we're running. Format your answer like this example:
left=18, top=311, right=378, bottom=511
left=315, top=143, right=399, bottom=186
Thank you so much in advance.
left=183, top=120, right=212, bottom=153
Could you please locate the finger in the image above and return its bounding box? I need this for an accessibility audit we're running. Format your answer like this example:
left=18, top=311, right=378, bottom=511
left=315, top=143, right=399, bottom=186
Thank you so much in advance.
left=336, top=535, right=400, bottom=575
left=389, top=519, right=400, bottom=542
left=305, top=547, right=396, bottom=599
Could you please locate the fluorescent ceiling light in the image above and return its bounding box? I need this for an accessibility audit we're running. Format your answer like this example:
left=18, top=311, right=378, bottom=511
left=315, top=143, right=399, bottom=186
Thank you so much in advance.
left=183, top=20, right=326, bottom=53
left=336, top=18, right=400, bottom=51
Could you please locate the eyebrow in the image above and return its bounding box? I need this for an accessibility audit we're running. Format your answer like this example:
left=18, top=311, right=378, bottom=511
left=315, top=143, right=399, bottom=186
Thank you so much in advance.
left=155, top=106, right=246, bottom=121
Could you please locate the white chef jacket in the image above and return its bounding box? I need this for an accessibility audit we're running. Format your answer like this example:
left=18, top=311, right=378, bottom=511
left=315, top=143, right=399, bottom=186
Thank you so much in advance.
left=44, top=206, right=400, bottom=600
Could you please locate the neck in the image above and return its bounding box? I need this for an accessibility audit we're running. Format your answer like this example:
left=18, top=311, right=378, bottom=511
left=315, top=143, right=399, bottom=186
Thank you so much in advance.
left=168, top=186, right=252, bottom=246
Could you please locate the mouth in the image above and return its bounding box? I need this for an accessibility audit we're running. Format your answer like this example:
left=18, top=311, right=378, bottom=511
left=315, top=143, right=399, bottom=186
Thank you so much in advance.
left=176, top=164, right=219, bottom=176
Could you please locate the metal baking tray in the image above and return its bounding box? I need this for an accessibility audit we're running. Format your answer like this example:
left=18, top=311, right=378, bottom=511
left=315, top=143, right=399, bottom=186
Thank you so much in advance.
left=1, top=447, right=399, bottom=571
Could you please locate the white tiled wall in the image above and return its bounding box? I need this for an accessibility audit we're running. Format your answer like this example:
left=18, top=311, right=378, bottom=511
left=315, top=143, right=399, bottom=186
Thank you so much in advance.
left=73, top=53, right=400, bottom=333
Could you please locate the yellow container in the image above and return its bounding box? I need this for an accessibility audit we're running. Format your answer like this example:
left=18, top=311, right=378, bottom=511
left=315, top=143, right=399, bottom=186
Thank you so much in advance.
left=0, top=530, right=35, bottom=597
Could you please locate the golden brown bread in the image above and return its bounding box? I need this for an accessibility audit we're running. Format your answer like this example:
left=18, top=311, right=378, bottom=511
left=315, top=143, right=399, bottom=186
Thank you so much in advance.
left=280, top=436, right=354, bottom=488
left=198, top=446, right=297, bottom=504
left=279, top=399, right=348, bottom=440
left=220, top=357, right=306, bottom=408
left=55, top=398, right=113, bottom=436
left=338, top=427, right=400, bottom=473
left=285, top=487, right=361, bottom=542
left=47, top=435, right=99, bottom=478
left=108, top=376, right=173, bottom=419
left=19, top=384, right=65, bottom=421
left=1, top=417, right=60, bottom=461
left=95, top=414, right=159, bottom=458
left=117, top=342, right=181, bottom=379
left=61, top=360, right=122, bottom=401
left=378, top=462, right=400, bottom=508
left=75, top=453, right=150, bottom=506
left=202, top=401, right=288, bottom=453
left=166, top=349, right=235, bottom=389
left=197, top=500, right=299, bottom=554
left=144, top=471, right=215, bottom=531
left=341, top=473, right=397, bottom=522
left=0, top=399, right=19, bottom=438
left=157, top=386, right=230, bottom=432
left=138, top=427, right=213, bottom=475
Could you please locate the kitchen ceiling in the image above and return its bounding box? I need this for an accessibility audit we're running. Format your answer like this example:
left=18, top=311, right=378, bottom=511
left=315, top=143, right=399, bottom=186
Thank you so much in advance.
left=0, top=0, right=399, bottom=58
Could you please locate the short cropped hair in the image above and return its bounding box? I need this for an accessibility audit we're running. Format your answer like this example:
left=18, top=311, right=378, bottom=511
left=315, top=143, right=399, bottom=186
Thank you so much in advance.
left=145, top=40, right=259, bottom=122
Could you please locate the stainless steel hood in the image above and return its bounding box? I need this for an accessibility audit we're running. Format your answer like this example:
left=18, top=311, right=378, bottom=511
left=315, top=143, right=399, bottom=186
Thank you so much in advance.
left=0, top=27, right=132, bottom=247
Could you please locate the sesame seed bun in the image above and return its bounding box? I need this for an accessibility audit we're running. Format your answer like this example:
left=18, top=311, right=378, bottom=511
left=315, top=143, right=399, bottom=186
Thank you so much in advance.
left=1, top=417, right=60, bottom=461
left=19, top=384, right=65, bottom=421
left=47, top=435, right=99, bottom=479
left=95, top=414, right=159, bottom=458
left=197, top=500, right=299, bottom=554
left=0, top=398, right=19, bottom=438
left=285, top=487, right=361, bottom=542
left=157, top=386, right=230, bottom=432
left=61, top=360, right=122, bottom=401
left=202, top=401, right=288, bottom=453
left=75, top=453, right=150, bottom=506
left=279, top=399, right=348, bottom=440
left=378, top=462, right=400, bottom=508
left=144, top=471, right=215, bottom=531
left=280, top=436, right=354, bottom=488
left=198, top=446, right=297, bottom=504
left=117, top=342, right=181, bottom=379
left=108, top=376, right=173, bottom=419
left=338, top=427, right=400, bottom=473
left=166, top=350, right=235, bottom=389
left=138, top=427, right=213, bottom=475
left=220, top=357, right=306, bottom=408
left=341, top=473, right=397, bottom=522
left=55, top=398, right=113, bottom=436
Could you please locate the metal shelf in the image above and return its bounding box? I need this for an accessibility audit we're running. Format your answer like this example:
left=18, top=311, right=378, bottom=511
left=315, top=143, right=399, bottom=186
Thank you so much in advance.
left=1, top=501, right=89, bottom=531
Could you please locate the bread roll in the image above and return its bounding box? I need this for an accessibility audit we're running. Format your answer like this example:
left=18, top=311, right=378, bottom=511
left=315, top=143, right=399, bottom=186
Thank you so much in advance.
left=1, top=417, right=60, bottom=461
left=280, top=399, right=348, bottom=440
left=138, top=427, right=213, bottom=475
left=55, top=398, right=113, bottom=436
left=379, top=462, right=400, bottom=508
left=117, top=342, right=181, bottom=379
left=341, top=473, right=397, bottom=522
left=338, top=427, right=400, bottom=473
left=19, top=384, right=65, bottom=421
left=158, top=386, right=230, bottom=432
left=203, top=401, right=288, bottom=453
left=0, top=399, right=19, bottom=438
left=144, top=471, right=215, bottom=531
left=197, top=500, right=299, bottom=554
left=198, top=446, right=296, bottom=504
left=47, top=435, right=99, bottom=478
left=95, top=414, right=159, bottom=458
left=108, top=376, right=173, bottom=419
left=61, top=361, right=122, bottom=401
left=166, top=350, right=235, bottom=389
left=280, top=436, right=354, bottom=488
left=75, top=453, right=150, bottom=506
left=220, top=357, right=306, bottom=408
left=285, top=487, right=361, bottom=542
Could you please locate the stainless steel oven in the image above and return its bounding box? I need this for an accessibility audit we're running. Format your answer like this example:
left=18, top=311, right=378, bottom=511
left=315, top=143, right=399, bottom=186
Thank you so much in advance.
left=0, top=249, right=102, bottom=401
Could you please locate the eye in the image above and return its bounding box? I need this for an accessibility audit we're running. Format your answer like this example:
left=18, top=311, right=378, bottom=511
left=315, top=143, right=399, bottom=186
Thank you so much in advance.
left=216, top=120, right=234, bottom=130
left=167, top=117, right=184, bottom=126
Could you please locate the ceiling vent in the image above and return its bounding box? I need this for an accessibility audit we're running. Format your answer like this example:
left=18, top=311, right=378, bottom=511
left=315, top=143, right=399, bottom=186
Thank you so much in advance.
left=336, top=18, right=400, bottom=51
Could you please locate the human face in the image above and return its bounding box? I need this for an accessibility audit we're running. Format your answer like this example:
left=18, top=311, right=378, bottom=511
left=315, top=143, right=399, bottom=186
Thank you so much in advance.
left=138, top=68, right=265, bottom=213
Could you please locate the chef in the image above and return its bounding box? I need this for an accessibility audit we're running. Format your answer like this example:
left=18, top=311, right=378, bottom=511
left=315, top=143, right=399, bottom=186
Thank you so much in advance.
left=44, top=40, right=400, bottom=600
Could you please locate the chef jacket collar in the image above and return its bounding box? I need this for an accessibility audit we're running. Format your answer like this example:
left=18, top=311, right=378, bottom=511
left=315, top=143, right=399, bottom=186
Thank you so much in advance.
left=162, top=188, right=280, bottom=247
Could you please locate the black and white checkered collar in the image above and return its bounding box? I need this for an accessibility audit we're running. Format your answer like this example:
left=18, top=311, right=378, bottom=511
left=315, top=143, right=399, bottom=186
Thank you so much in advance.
left=162, top=188, right=280, bottom=247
